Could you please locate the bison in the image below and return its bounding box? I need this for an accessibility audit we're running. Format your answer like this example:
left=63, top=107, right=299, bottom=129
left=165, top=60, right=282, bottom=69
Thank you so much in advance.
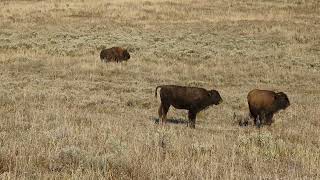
left=247, top=89, right=290, bottom=128
left=100, top=47, right=130, bottom=63
left=155, top=85, right=223, bottom=128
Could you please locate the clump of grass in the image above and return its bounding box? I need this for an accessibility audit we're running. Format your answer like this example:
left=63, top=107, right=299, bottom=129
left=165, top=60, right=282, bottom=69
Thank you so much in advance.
left=238, top=132, right=287, bottom=160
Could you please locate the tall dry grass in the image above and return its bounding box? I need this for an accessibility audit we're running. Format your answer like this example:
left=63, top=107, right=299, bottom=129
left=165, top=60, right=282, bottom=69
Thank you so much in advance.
left=0, top=0, right=319, bottom=179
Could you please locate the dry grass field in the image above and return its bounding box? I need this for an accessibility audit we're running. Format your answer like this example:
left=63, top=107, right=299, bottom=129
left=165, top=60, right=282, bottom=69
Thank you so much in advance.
left=0, top=0, right=319, bottom=179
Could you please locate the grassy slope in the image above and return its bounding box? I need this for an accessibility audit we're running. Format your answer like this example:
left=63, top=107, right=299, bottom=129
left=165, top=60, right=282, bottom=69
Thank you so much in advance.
left=0, top=0, right=319, bottom=179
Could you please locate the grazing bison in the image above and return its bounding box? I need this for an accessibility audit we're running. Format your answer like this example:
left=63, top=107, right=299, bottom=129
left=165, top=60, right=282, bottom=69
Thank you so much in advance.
left=155, top=85, right=223, bottom=128
left=247, top=89, right=290, bottom=128
left=100, top=47, right=130, bottom=63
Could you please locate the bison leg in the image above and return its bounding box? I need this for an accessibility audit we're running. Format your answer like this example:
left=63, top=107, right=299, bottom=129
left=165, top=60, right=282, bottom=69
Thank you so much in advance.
left=158, top=104, right=163, bottom=124
left=188, top=111, right=197, bottom=129
left=249, top=105, right=259, bottom=126
left=253, top=115, right=261, bottom=127
left=253, top=117, right=258, bottom=127
left=265, top=113, right=274, bottom=125
left=159, top=103, right=170, bottom=125
left=256, top=115, right=261, bottom=128
left=256, top=111, right=267, bottom=128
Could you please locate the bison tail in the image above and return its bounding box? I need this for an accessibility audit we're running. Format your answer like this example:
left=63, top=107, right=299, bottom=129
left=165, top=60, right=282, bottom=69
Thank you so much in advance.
left=155, top=86, right=162, bottom=98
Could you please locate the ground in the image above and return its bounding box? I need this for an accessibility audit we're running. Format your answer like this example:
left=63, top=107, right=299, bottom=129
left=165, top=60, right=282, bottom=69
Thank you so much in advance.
left=0, top=0, right=319, bottom=179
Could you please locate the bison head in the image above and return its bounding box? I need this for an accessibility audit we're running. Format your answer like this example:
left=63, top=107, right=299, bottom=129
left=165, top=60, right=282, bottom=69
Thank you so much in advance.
left=208, top=90, right=223, bottom=105
left=275, top=92, right=290, bottom=110
left=122, top=49, right=130, bottom=60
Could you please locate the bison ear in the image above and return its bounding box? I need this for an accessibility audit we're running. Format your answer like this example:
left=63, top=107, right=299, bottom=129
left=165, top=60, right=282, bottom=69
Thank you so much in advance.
left=208, top=90, right=216, bottom=96
left=119, top=50, right=124, bottom=58
left=276, top=92, right=285, bottom=98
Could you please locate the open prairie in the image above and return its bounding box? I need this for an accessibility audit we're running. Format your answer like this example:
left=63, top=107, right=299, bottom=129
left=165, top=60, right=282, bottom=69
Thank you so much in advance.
left=0, top=0, right=319, bottom=179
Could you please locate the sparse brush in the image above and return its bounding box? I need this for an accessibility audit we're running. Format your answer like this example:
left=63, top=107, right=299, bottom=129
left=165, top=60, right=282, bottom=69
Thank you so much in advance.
left=0, top=0, right=319, bottom=179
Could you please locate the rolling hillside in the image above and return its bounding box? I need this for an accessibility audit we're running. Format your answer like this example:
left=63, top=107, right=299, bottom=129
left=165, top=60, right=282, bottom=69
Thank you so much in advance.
left=0, top=0, right=319, bottom=179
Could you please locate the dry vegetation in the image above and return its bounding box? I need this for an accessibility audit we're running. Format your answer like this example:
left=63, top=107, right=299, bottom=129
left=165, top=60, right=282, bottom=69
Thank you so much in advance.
left=0, top=0, right=319, bottom=179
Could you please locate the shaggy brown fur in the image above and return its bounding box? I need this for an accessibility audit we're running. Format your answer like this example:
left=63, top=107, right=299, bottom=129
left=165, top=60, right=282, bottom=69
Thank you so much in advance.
left=100, top=47, right=130, bottom=63
left=155, top=85, right=223, bottom=128
left=247, top=89, right=290, bottom=127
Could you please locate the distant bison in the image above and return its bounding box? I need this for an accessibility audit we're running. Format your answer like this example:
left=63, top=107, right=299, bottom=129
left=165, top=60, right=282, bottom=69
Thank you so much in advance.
left=155, top=85, right=223, bottom=128
left=247, top=89, right=290, bottom=127
left=100, top=47, right=130, bottom=63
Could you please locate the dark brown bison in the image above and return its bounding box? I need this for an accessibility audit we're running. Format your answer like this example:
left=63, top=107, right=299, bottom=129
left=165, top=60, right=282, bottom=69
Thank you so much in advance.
left=100, top=47, right=130, bottom=63
left=247, top=89, right=290, bottom=128
left=155, top=85, right=223, bottom=128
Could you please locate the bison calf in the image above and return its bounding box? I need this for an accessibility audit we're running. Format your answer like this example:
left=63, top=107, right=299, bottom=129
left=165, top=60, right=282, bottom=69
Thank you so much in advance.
left=100, top=47, right=130, bottom=63
left=247, top=89, right=290, bottom=128
left=155, top=85, right=223, bottom=128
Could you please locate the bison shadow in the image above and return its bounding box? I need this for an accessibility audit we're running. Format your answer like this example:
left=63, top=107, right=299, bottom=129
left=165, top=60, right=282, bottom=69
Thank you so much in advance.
left=152, top=117, right=189, bottom=125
